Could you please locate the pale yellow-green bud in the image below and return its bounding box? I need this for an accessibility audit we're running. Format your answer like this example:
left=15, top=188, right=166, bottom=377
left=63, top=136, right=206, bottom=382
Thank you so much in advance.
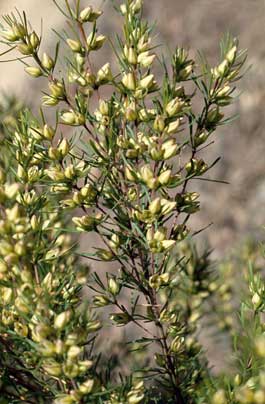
left=87, top=33, right=106, bottom=51
left=128, top=394, right=144, bottom=404
left=234, top=374, right=241, bottom=386
left=42, top=52, right=55, bottom=70
left=166, top=119, right=180, bottom=134
left=93, top=295, right=110, bottom=307
left=122, top=72, right=136, bottom=90
left=217, top=60, right=228, bottom=77
left=97, top=63, right=113, bottom=83
left=139, top=74, right=154, bottom=89
left=79, top=379, right=94, bottom=395
left=255, top=335, right=265, bottom=357
left=60, top=111, right=76, bottom=125
left=158, top=169, right=171, bottom=185
left=25, top=66, right=43, bottom=77
left=120, top=4, right=127, bottom=15
left=67, top=345, right=82, bottom=360
left=39, top=340, right=56, bottom=357
left=253, top=390, right=265, bottom=404
left=108, top=277, right=120, bottom=296
left=110, top=312, right=130, bottom=325
left=1, top=287, right=13, bottom=304
left=42, top=95, right=59, bottom=106
left=80, top=7, right=102, bottom=22
left=212, top=389, right=227, bottom=404
left=139, top=164, right=153, bottom=184
left=149, top=273, right=169, bottom=290
left=130, top=0, right=143, bottom=14
left=138, top=51, right=155, bottom=67
left=67, top=38, right=82, bottom=52
left=149, top=197, right=161, bottom=215
left=153, top=116, right=165, bottom=132
left=13, top=23, right=26, bottom=38
left=58, top=138, right=70, bottom=157
left=252, top=292, right=262, bottom=309
left=18, top=43, right=33, bottom=55
left=162, top=140, right=179, bottom=159
left=166, top=97, right=182, bottom=117
left=161, top=240, right=176, bottom=250
left=127, top=47, right=138, bottom=64
left=99, top=99, right=109, bottom=115
left=161, top=199, right=176, bottom=215
left=226, top=45, right=237, bottom=63
left=125, top=166, right=137, bottom=182
left=170, top=336, right=184, bottom=353
left=1, top=29, right=19, bottom=41
left=29, top=31, right=40, bottom=49
left=49, top=81, right=65, bottom=98
left=43, top=360, right=62, bottom=377
left=17, top=164, right=27, bottom=180
left=54, top=396, right=75, bottom=404
left=154, top=227, right=167, bottom=242
left=43, top=124, right=55, bottom=140
left=14, top=322, right=28, bottom=337
left=54, top=310, right=71, bottom=331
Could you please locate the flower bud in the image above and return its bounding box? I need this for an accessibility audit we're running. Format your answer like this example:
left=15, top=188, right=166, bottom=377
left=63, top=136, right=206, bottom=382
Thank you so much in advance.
left=166, top=119, right=180, bottom=134
left=79, top=379, right=94, bottom=394
left=54, top=310, right=71, bottom=331
left=139, top=74, right=154, bottom=89
left=67, top=38, right=82, bottom=52
left=43, top=124, right=55, bottom=140
left=149, top=197, right=161, bottom=215
left=29, top=31, right=40, bottom=49
left=127, top=47, right=137, bottom=64
left=166, top=97, right=182, bottom=117
left=122, top=72, right=136, bottom=90
left=108, top=277, right=120, bottom=296
left=25, top=66, right=43, bottom=77
left=97, top=63, right=113, bottom=83
left=42, top=52, right=55, bottom=70
left=18, top=43, right=33, bottom=55
left=80, top=7, right=102, bottom=22
left=226, top=45, right=237, bottom=63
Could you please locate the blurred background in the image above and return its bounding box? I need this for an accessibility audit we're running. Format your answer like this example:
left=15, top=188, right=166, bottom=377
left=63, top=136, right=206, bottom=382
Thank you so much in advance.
left=0, top=0, right=264, bottom=256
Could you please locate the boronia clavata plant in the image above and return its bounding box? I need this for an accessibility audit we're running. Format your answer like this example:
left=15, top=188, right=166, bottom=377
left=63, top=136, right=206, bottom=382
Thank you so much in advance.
left=0, top=0, right=248, bottom=403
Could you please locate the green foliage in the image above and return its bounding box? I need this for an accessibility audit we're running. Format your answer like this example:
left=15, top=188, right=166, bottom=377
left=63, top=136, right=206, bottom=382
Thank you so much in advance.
left=0, top=1, right=263, bottom=404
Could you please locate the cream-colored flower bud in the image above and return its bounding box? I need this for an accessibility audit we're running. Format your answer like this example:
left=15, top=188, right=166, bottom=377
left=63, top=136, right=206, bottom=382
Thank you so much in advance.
left=162, top=140, right=179, bottom=159
left=170, top=336, right=184, bottom=353
left=25, top=66, right=43, bottom=77
left=64, top=165, right=75, bottom=180
left=226, top=45, right=237, bottom=63
left=29, top=31, right=40, bottom=49
left=120, top=4, right=127, bottom=15
left=49, top=81, right=65, bottom=98
left=67, top=38, right=82, bottom=52
left=58, top=139, right=70, bottom=157
left=1, top=29, right=19, bottom=41
left=149, top=197, right=161, bottom=215
left=67, top=345, right=82, bottom=359
left=87, top=33, right=106, bottom=50
left=17, top=164, right=27, bottom=180
left=128, top=394, right=144, bottom=404
left=166, top=119, right=180, bottom=134
left=158, top=169, right=171, bottom=185
left=42, top=96, right=59, bottom=106
left=93, top=295, right=110, bottom=307
left=108, top=277, right=120, bottom=295
left=43, top=124, right=55, bottom=140
left=28, top=166, right=40, bottom=182
left=54, top=310, right=71, bottom=331
left=54, top=395, right=75, bottom=404
left=138, top=51, right=155, bottom=67
left=166, top=97, right=182, bottom=117
left=79, top=379, right=94, bottom=395
left=18, top=43, right=33, bottom=55
left=139, top=74, right=154, bottom=89
left=122, top=72, right=136, bottom=90
left=217, top=60, right=228, bottom=77
left=153, top=116, right=165, bottom=132
left=80, top=7, right=102, bottom=22
left=97, top=63, right=113, bottom=83
left=212, top=389, right=227, bottom=404
left=255, top=335, right=265, bottom=357
left=13, top=23, right=26, bottom=38
left=139, top=164, right=153, bottom=183
left=61, top=111, right=76, bottom=125
left=42, top=52, right=55, bottom=70
left=99, top=99, right=109, bottom=115
left=252, top=292, right=262, bottom=309
left=43, top=360, right=62, bottom=376
left=1, top=287, right=13, bottom=304
left=161, top=199, right=176, bottom=215
left=125, top=166, right=137, bottom=182
left=161, top=240, right=176, bottom=250
left=127, top=47, right=137, bottom=64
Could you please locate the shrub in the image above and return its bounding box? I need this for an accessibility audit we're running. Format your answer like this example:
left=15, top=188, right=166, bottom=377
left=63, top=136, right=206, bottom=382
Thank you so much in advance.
left=1, top=1, right=263, bottom=404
